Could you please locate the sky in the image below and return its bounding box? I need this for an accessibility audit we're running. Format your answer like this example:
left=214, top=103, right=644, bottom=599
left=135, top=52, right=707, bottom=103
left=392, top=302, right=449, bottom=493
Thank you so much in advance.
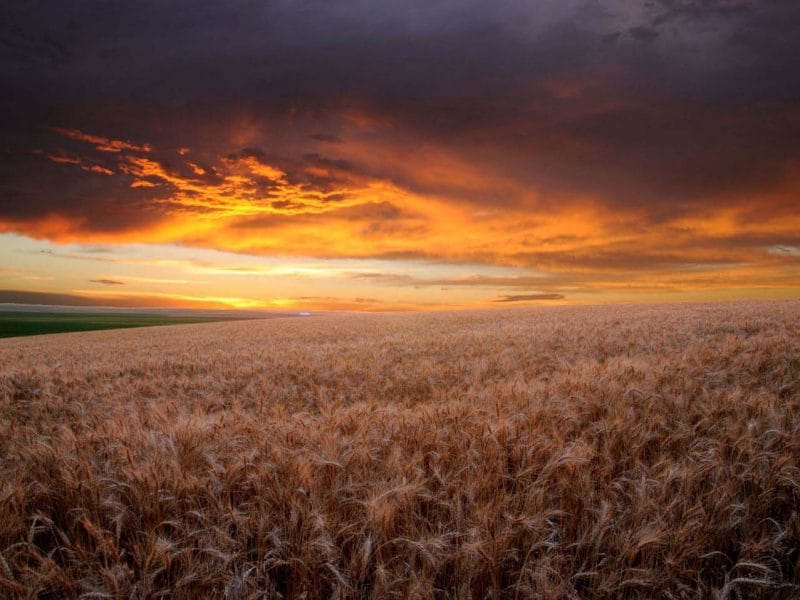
left=1, top=0, right=799, bottom=311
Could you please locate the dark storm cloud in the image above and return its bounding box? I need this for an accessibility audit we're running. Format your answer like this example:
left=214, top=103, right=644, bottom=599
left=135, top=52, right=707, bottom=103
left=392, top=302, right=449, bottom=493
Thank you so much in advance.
left=309, top=134, right=343, bottom=144
left=651, top=0, right=754, bottom=26
left=628, top=26, right=659, bottom=42
left=1, top=0, right=799, bottom=249
left=0, top=146, right=173, bottom=234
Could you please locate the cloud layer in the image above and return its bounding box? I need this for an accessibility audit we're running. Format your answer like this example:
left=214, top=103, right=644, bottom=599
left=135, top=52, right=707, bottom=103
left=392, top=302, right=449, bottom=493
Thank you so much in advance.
left=1, top=0, right=799, bottom=303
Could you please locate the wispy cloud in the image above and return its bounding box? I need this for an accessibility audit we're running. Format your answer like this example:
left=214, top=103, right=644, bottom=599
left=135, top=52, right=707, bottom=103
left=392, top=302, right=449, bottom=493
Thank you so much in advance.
left=89, top=278, right=125, bottom=286
left=493, top=294, right=565, bottom=303
left=51, top=127, right=152, bottom=153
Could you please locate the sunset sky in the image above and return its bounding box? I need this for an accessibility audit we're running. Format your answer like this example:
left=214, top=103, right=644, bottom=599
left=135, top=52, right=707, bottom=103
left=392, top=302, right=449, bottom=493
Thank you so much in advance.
left=1, top=1, right=799, bottom=311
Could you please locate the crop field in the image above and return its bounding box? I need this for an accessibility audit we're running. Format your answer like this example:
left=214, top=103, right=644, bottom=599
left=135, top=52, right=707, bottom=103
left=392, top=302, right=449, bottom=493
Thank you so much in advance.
left=1, top=301, right=799, bottom=598
left=0, top=312, right=243, bottom=339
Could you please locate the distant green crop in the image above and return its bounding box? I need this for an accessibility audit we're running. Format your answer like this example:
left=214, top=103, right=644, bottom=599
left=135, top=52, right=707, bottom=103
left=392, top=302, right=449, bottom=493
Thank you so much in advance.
left=0, top=312, right=234, bottom=338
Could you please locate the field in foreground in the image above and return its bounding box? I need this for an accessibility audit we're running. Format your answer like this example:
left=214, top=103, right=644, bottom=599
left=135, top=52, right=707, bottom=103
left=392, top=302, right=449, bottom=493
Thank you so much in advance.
left=1, top=301, right=799, bottom=598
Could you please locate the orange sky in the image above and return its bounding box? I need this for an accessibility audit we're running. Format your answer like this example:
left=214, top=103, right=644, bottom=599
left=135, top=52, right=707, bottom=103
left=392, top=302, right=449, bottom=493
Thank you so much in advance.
left=2, top=1, right=799, bottom=310
left=1, top=124, right=798, bottom=310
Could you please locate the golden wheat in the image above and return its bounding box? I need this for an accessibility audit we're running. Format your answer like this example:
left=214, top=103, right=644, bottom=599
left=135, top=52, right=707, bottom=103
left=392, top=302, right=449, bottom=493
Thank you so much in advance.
left=1, top=301, right=799, bottom=598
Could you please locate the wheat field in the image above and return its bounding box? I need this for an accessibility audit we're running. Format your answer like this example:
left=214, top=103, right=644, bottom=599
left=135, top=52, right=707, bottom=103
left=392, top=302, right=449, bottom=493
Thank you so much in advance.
left=1, top=301, right=799, bottom=598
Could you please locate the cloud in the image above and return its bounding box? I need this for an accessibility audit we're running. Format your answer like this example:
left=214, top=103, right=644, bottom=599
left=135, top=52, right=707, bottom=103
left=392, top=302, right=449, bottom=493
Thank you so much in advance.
left=309, top=134, right=343, bottom=144
left=43, top=151, right=114, bottom=175
left=1, top=288, right=260, bottom=309
left=83, top=165, right=114, bottom=175
left=0, top=290, right=108, bottom=307
left=1, top=0, right=799, bottom=302
left=493, top=294, right=565, bottom=302
left=600, top=32, right=621, bottom=44
left=628, top=26, right=659, bottom=43
left=3, top=1, right=796, bottom=215
left=0, top=288, right=447, bottom=312
left=651, top=0, right=753, bottom=26
left=89, top=278, right=125, bottom=286
left=51, top=127, right=151, bottom=153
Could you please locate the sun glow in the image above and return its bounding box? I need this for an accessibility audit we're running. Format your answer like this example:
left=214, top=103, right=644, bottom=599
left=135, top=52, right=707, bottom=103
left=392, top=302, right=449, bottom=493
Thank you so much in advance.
left=2, top=123, right=799, bottom=310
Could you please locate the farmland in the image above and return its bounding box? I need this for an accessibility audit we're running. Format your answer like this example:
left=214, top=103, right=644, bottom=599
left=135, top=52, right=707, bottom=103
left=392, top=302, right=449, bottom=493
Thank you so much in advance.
left=0, top=311, right=244, bottom=339
left=1, top=301, right=799, bottom=598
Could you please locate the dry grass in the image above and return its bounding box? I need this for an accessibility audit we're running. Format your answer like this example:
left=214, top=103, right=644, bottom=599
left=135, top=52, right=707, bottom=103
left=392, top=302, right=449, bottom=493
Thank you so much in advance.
left=1, top=301, right=799, bottom=598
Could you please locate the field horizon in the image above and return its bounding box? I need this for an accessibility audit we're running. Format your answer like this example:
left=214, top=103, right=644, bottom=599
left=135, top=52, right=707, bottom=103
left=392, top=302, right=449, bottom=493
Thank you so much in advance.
left=3, top=297, right=795, bottom=339
left=2, top=299, right=799, bottom=598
